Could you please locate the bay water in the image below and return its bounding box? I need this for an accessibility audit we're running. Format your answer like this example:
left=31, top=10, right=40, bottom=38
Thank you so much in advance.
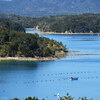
left=0, top=34, right=100, bottom=100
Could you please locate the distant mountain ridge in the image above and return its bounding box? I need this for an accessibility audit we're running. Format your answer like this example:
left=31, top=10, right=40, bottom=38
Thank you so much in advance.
left=0, top=0, right=100, bottom=17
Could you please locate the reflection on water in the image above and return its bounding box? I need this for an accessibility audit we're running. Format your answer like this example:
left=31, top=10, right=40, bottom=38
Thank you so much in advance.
left=0, top=61, right=38, bottom=71
left=0, top=35, right=100, bottom=100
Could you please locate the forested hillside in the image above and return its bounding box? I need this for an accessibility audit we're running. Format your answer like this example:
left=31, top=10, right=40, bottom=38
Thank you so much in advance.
left=1, top=14, right=100, bottom=33
left=0, top=18, right=66, bottom=57
left=0, top=18, right=25, bottom=32
left=0, top=0, right=100, bottom=17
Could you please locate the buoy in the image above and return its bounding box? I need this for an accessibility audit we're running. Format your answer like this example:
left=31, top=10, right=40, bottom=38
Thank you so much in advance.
left=57, top=93, right=60, bottom=97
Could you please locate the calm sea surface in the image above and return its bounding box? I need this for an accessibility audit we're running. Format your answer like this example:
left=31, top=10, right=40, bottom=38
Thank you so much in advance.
left=0, top=33, right=100, bottom=100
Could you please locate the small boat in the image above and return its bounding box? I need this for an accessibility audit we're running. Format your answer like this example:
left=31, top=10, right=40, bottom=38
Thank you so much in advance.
left=68, top=77, right=78, bottom=80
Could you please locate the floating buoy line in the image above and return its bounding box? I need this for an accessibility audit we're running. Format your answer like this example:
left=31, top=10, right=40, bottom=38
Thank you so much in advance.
left=10, top=71, right=98, bottom=84
left=38, top=71, right=96, bottom=77
left=22, top=76, right=100, bottom=84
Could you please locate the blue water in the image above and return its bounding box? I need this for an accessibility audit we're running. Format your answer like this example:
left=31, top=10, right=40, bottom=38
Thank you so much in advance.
left=0, top=34, right=100, bottom=100
left=26, top=30, right=40, bottom=34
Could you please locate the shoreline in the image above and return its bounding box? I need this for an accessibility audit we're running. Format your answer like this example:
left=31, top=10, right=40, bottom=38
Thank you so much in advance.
left=0, top=57, right=59, bottom=62
left=40, top=32, right=100, bottom=35
left=0, top=51, right=71, bottom=62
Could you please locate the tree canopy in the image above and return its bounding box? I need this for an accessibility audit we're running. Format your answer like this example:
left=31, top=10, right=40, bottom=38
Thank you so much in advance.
left=12, top=93, right=93, bottom=100
left=0, top=18, right=66, bottom=57
left=1, top=13, right=100, bottom=33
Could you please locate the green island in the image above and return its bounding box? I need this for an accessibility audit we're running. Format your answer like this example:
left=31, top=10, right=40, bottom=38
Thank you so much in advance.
left=0, top=18, right=67, bottom=61
left=1, top=13, right=100, bottom=34
left=12, top=93, right=93, bottom=100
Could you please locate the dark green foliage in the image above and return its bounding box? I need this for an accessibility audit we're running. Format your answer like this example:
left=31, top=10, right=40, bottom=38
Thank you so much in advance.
left=25, top=97, right=39, bottom=100
left=38, top=14, right=100, bottom=33
left=1, top=14, right=100, bottom=33
left=60, top=93, right=74, bottom=100
left=12, top=94, right=92, bottom=100
left=60, top=93, right=93, bottom=100
left=0, top=18, right=66, bottom=57
left=12, top=98, right=20, bottom=100
left=0, top=18, right=25, bottom=32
